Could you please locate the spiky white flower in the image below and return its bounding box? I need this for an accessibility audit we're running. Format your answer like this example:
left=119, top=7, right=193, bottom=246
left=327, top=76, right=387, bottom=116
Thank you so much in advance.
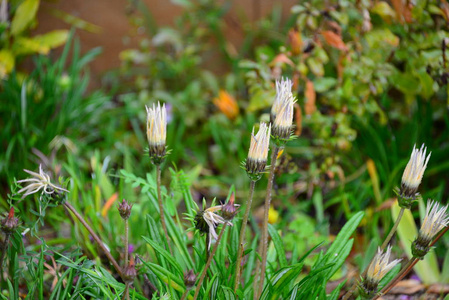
left=366, top=246, right=401, bottom=284
left=146, top=102, right=167, bottom=160
left=419, top=200, right=449, bottom=243
left=271, top=78, right=295, bottom=140
left=17, top=165, right=69, bottom=198
left=246, top=123, right=271, bottom=177
left=271, top=78, right=294, bottom=122
left=400, top=144, right=431, bottom=198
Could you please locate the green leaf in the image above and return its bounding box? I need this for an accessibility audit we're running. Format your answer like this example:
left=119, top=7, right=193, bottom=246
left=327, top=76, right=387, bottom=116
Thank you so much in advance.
left=141, top=260, right=186, bottom=292
left=268, top=224, right=288, bottom=268
left=221, top=286, right=237, bottom=300
left=259, top=263, right=304, bottom=300
left=325, top=211, right=364, bottom=261
left=11, top=0, right=40, bottom=36
left=142, top=236, right=183, bottom=277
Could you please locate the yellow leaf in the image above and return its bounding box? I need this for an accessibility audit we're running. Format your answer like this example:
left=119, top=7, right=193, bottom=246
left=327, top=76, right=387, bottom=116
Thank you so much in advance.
left=14, top=37, right=49, bottom=55
left=11, top=0, right=40, bottom=36
left=33, top=30, right=69, bottom=50
left=0, top=50, right=15, bottom=78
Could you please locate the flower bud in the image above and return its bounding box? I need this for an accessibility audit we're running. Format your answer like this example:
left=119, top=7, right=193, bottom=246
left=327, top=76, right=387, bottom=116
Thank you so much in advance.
left=359, top=246, right=401, bottom=299
left=412, top=200, right=448, bottom=259
left=117, top=199, right=133, bottom=220
left=184, top=269, right=197, bottom=289
left=221, top=192, right=238, bottom=221
left=1, top=207, right=19, bottom=234
left=246, top=123, right=270, bottom=181
left=146, top=102, right=167, bottom=164
left=398, top=144, right=430, bottom=208
left=271, top=78, right=295, bottom=141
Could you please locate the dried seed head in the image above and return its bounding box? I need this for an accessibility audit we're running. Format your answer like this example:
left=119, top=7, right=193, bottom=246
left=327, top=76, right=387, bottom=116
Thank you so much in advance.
left=17, top=165, right=69, bottom=199
left=221, top=192, right=239, bottom=221
left=271, top=78, right=295, bottom=140
left=399, top=144, right=431, bottom=204
left=1, top=207, right=19, bottom=234
left=146, top=102, right=167, bottom=163
left=117, top=199, right=133, bottom=220
left=412, top=200, right=449, bottom=259
left=123, top=255, right=137, bottom=282
left=184, top=269, right=197, bottom=288
left=246, top=123, right=271, bottom=180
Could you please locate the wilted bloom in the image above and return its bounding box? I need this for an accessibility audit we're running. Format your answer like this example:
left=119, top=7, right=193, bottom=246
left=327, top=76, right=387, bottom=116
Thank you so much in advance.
left=184, top=269, right=197, bottom=288
left=246, top=123, right=271, bottom=180
left=146, top=102, right=167, bottom=163
left=117, top=199, right=133, bottom=220
left=1, top=207, right=19, bottom=234
left=221, top=192, right=239, bottom=221
left=17, top=165, right=69, bottom=198
left=412, top=200, right=449, bottom=259
left=213, top=90, right=239, bottom=120
left=399, top=144, right=431, bottom=206
left=359, top=246, right=401, bottom=298
left=271, top=78, right=295, bottom=140
left=194, top=206, right=227, bottom=249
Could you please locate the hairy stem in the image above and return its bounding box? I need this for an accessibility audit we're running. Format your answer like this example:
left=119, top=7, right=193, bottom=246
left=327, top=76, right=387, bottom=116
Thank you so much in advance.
left=256, top=146, right=280, bottom=298
left=193, top=223, right=229, bottom=300
left=0, top=234, right=10, bottom=283
left=234, top=180, right=256, bottom=292
left=157, top=164, right=172, bottom=255
left=64, top=202, right=124, bottom=279
left=342, top=206, right=405, bottom=300
left=124, top=219, right=129, bottom=265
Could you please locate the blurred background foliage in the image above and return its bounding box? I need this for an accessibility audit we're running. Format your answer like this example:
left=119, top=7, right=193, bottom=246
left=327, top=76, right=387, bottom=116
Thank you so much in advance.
left=1, top=0, right=449, bottom=292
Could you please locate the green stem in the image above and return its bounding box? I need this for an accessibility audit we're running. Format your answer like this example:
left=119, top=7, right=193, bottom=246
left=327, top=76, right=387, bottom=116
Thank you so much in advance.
left=0, top=234, right=10, bottom=283
left=234, top=180, right=256, bottom=292
left=63, top=202, right=124, bottom=280
left=380, top=207, right=405, bottom=250
left=193, top=223, right=229, bottom=300
left=124, top=219, right=129, bottom=265
left=157, top=164, right=172, bottom=255
left=256, top=146, right=280, bottom=298
left=342, top=206, right=405, bottom=300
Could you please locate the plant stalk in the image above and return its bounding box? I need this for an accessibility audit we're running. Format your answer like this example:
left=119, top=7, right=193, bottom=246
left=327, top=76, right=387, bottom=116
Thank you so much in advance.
left=234, top=180, right=256, bottom=292
left=124, top=219, right=129, bottom=265
left=342, top=206, right=405, bottom=300
left=256, top=146, right=280, bottom=298
left=180, top=289, right=190, bottom=300
left=63, top=201, right=124, bottom=279
left=193, top=222, right=229, bottom=300
left=156, top=164, right=172, bottom=255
